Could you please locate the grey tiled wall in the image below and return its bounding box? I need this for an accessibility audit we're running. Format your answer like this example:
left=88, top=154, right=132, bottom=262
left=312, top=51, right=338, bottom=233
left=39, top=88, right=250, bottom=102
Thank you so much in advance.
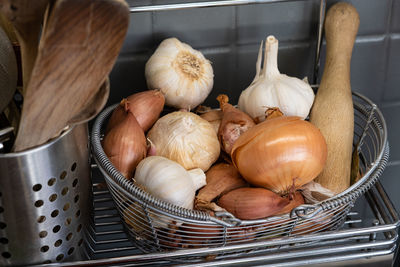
left=109, top=0, right=400, bottom=209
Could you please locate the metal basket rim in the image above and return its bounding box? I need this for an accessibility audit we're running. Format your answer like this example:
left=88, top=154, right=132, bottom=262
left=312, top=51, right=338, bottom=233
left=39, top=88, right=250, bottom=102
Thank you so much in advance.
left=91, top=91, right=388, bottom=226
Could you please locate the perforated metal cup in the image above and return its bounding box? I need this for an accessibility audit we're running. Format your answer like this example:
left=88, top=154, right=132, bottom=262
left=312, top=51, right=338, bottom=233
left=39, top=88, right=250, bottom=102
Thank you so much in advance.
left=0, top=124, right=91, bottom=265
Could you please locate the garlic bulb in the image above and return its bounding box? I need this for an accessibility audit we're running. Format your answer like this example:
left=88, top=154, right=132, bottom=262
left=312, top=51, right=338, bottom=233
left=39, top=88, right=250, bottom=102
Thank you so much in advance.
left=238, top=36, right=314, bottom=121
left=147, top=111, right=220, bottom=172
left=134, top=156, right=206, bottom=209
left=145, top=38, right=214, bottom=110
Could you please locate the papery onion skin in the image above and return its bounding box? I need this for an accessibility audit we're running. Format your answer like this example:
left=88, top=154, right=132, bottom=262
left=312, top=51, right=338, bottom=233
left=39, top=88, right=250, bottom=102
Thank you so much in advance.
left=276, top=191, right=305, bottom=215
left=231, top=116, right=327, bottom=195
left=218, top=187, right=289, bottom=220
left=217, top=94, right=255, bottom=154
left=103, top=110, right=147, bottom=179
left=147, top=111, right=220, bottom=171
left=199, top=109, right=223, bottom=134
left=195, top=163, right=247, bottom=210
left=106, top=89, right=165, bottom=133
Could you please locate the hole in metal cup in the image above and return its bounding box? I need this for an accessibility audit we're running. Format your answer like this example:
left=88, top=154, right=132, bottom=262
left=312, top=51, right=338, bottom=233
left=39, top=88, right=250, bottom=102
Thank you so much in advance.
left=71, top=163, right=77, bottom=172
left=65, top=218, right=72, bottom=226
left=37, top=216, right=46, bottom=223
left=40, top=246, right=49, bottom=253
left=75, top=210, right=81, bottom=218
left=74, top=195, right=79, bottom=203
left=72, top=179, right=78, bottom=188
left=49, top=194, right=57, bottom=202
left=48, top=178, right=56, bottom=186
left=78, top=239, right=83, bottom=246
left=53, top=225, right=61, bottom=233
left=61, top=187, right=69, bottom=196
left=39, top=231, right=48, bottom=238
left=67, top=247, right=74, bottom=255
left=60, top=171, right=67, bottom=180
left=54, top=239, right=62, bottom=247
left=0, top=237, right=8, bottom=244
left=51, top=210, right=59, bottom=218
left=66, top=233, right=73, bottom=241
left=77, top=224, right=82, bottom=233
left=32, top=184, right=42, bottom=192
left=0, top=222, right=6, bottom=229
left=34, top=200, right=44, bottom=207
left=56, top=254, right=64, bottom=261
left=63, top=203, right=70, bottom=211
left=0, top=207, right=3, bottom=213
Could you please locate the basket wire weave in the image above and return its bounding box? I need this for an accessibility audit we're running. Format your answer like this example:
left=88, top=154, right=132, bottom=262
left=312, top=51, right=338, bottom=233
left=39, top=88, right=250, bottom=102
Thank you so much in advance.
left=91, top=91, right=388, bottom=252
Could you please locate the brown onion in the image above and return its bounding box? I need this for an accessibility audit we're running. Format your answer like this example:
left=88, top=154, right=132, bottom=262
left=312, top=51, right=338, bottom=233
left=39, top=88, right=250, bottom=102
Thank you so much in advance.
left=218, top=187, right=289, bottom=220
left=103, top=103, right=147, bottom=179
left=195, top=163, right=247, bottom=211
left=217, top=94, right=255, bottom=154
left=106, top=89, right=165, bottom=133
left=277, top=191, right=305, bottom=215
left=231, top=116, right=327, bottom=195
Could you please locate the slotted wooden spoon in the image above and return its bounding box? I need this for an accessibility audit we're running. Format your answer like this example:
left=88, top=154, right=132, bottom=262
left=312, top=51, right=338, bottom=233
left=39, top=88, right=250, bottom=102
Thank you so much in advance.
left=13, top=0, right=129, bottom=152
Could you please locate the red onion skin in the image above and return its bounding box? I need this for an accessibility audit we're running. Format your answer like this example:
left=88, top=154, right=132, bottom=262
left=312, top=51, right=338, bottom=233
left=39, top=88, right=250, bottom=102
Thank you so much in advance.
left=106, top=90, right=165, bottom=133
left=103, top=109, right=147, bottom=179
left=218, top=187, right=290, bottom=220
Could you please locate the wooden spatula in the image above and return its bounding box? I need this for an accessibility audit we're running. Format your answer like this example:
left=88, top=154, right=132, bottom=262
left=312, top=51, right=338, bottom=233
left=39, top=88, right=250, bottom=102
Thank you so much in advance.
left=13, top=0, right=129, bottom=152
left=68, top=77, right=110, bottom=127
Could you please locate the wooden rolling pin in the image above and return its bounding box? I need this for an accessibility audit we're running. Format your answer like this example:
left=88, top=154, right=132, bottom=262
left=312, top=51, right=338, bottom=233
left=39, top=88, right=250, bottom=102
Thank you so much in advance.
left=310, top=2, right=360, bottom=194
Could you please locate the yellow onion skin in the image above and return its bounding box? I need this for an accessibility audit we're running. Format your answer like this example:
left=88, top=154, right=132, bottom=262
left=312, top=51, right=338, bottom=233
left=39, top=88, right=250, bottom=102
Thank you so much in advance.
left=231, top=116, right=327, bottom=195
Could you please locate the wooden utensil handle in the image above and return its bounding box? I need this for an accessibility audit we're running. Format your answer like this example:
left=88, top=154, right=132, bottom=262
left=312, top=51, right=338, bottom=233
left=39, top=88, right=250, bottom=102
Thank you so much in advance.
left=310, top=2, right=360, bottom=194
left=324, top=2, right=360, bottom=67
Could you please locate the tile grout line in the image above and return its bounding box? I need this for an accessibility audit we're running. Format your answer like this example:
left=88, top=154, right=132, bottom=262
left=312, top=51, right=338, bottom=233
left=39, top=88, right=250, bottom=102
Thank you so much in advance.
left=380, top=0, right=395, bottom=103
left=387, top=161, right=400, bottom=167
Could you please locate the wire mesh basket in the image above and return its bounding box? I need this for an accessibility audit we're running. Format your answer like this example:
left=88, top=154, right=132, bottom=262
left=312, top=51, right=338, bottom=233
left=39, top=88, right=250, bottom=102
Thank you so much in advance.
left=91, top=91, right=388, bottom=253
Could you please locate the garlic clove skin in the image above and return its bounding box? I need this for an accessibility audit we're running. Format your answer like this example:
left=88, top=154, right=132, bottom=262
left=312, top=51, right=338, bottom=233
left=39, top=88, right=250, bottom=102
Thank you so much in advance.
left=188, top=168, right=207, bottom=190
left=238, top=35, right=314, bottom=122
left=239, top=75, right=315, bottom=121
left=145, top=38, right=214, bottom=110
left=134, top=156, right=206, bottom=210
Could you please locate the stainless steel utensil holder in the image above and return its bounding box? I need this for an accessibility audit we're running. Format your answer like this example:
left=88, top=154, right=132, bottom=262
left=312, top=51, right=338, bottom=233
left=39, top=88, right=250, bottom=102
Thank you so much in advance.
left=0, top=124, right=91, bottom=266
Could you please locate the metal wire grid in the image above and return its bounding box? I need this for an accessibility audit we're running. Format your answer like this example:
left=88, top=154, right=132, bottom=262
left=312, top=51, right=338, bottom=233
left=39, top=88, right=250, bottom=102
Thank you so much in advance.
left=39, top=170, right=398, bottom=267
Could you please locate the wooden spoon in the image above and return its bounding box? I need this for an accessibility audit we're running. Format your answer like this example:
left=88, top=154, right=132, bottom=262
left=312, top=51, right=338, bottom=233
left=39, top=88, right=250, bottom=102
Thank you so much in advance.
left=13, top=0, right=129, bottom=152
left=68, top=77, right=110, bottom=127
left=0, top=0, right=49, bottom=94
